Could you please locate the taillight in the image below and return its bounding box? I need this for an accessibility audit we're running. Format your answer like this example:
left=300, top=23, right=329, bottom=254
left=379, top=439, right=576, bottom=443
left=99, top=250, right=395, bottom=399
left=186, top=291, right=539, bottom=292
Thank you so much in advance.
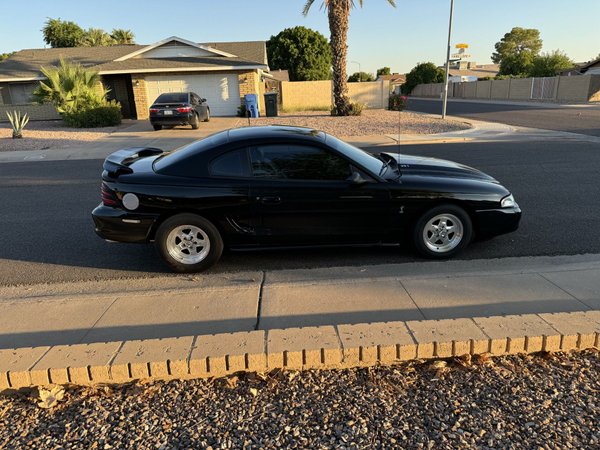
left=101, top=183, right=119, bottom=206
left=177, top=106, right=192, bottom=113
left=149, top=108, right=159, bottom=113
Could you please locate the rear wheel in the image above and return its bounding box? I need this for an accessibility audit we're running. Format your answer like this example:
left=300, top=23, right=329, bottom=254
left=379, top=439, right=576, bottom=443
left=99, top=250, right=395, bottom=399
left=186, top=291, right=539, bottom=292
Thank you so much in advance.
left=190, top=113, right=200, bottom=129
left=152, top=124, right=162, bottom=131
left=155, top=214, right=223, bottom=272
left=203, top=108, right=211, bottom=122
left=413, top=204, right=472, bottom=259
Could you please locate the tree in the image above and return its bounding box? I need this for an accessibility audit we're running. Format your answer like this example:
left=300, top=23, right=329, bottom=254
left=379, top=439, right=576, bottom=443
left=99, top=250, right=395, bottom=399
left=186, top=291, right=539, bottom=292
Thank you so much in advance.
left=492, top=27, right=542, bottom=76
left=530, top=50, right=573, bottom=77
left=0, top=52, right=15, bottom=62
left=267, top=26, right=331, bottom=81
left=111, top=29, right=135, bottom=45
left=348, top=71, right=375, bottom=82
left=42, top=18, right=84, bottom=48
left=33, top=58, right=109, bottom=113
left=303, top=0, right=396, bottom=116
left=81, top=28, right=115, bottom=47
left=401, top=62, right=444, bottom=94
left=376, top=67, right=391, bottom=76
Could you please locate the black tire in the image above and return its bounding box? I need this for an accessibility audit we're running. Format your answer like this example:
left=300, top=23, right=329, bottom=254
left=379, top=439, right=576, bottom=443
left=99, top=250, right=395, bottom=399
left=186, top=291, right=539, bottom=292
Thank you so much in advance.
left=190, top=113, right=200, bottom=129
left=152, top=124, right=162, bottom=131
left=413, top=204, right=472, bottom=259
left=203, top=108, right=211, bottom=122
left=155, top=214, right=223, bottom=272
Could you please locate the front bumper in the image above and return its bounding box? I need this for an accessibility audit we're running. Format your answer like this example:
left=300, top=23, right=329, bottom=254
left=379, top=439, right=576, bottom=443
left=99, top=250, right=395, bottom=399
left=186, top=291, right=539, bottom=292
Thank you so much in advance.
left=92, top=204, right=160, bottom=243
left=475, top=203, right=522, bottom=238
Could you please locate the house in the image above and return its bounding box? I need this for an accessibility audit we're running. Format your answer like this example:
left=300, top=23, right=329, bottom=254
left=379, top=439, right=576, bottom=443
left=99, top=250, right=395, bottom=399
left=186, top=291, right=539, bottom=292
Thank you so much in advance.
left=0, top=36, right=269, bottom=120
left=561, top=58, right=600, bottom=76
left=446, top=62, right=499, bottom=80
left=376, top=73, right=406, bottom=94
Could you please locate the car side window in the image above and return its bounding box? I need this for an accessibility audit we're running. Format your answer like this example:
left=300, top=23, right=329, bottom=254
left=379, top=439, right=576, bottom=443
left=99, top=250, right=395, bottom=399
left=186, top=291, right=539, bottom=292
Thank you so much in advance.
left=210, top=149, right=250, bottom=178
left=249, top=145, right=351, bottom=181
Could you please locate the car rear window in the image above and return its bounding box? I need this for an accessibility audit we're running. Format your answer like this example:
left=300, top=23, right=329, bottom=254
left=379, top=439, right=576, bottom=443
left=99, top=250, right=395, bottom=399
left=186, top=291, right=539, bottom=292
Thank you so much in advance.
left=153, top=131, right=229, bottom=177
left=154, top=93, right=188, bottom=104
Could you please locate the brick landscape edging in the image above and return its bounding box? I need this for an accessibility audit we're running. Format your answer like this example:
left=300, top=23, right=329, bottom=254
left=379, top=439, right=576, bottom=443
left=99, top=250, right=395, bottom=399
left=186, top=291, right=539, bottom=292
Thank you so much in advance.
left=1, top=311, right=599, bottom=390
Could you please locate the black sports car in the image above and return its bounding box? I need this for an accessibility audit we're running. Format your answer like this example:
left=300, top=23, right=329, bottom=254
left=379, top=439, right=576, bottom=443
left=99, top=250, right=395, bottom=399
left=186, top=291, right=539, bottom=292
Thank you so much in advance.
left=92, top=126, right=521, bottom=272
left=149, top=92, right=210, bottom=131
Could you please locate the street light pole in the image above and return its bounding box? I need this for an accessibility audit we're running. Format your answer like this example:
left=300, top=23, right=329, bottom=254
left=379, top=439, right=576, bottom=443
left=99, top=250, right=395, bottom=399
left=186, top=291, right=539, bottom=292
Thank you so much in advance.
left=442, top=0, right=455, bottom=119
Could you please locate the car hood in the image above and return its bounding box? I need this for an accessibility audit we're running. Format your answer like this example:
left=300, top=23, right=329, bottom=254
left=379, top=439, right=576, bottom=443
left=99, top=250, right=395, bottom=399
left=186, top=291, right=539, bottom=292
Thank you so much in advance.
left=383, top=152, right=497, bottom=182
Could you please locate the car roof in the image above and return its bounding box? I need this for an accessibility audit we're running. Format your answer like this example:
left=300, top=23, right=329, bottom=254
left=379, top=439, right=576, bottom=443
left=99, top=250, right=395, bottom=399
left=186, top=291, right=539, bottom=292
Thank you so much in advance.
left=226, top=125, right=326, bottom=144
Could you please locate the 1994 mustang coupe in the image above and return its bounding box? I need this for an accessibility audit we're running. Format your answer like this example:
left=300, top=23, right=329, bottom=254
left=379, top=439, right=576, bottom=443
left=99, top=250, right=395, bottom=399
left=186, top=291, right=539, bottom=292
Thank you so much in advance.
left=92, top=126, right=521, bottom=272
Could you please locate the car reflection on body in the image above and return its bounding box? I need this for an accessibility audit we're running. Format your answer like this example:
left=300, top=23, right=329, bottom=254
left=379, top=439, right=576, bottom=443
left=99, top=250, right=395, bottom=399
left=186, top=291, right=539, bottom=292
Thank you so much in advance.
left=92, top=126, right=521, bottom=272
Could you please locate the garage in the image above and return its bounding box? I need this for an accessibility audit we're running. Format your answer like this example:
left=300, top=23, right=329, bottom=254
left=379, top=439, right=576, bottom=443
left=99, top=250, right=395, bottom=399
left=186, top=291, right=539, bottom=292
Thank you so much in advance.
left=145, top=74, right=241, bottom=116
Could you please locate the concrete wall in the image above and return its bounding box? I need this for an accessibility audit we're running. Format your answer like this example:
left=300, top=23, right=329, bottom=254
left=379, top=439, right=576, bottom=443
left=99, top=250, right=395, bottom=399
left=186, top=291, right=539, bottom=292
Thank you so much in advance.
left=280, top=80, right=390, bottom=111
left=412, top=75, right=600, bottom=103
left=0, top=103, right=60, bottom=122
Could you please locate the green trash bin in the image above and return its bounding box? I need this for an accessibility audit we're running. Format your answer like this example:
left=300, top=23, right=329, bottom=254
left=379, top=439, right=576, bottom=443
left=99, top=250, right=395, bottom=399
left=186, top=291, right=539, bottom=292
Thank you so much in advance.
left=264, top=92, right=278, bottom=117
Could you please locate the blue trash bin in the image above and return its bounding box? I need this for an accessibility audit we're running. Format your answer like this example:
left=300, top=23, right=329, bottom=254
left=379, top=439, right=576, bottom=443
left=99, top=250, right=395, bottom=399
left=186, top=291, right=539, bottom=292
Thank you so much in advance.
left=244, top=94, right=260, bottom=118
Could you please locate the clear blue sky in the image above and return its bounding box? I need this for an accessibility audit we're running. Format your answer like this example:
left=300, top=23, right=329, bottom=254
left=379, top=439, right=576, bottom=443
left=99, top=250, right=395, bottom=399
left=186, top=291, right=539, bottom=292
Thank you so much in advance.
left=2, top=0, right=599, bottom=74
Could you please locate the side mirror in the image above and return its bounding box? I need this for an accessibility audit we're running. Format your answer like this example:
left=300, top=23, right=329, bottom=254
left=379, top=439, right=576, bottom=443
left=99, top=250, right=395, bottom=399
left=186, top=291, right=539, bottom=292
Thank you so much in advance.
left=201, top=98, right=207, bottom=103
left=349, top=171, right=367, bottom=186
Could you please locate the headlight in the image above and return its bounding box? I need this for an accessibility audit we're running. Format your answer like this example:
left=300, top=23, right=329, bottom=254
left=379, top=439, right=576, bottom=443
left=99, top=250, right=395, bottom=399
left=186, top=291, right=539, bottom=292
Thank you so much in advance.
left=501, top=194, right=515, bottom=208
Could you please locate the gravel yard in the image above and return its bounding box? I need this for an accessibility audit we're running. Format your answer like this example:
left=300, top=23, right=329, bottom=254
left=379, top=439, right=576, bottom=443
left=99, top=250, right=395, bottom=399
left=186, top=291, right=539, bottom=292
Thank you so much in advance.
left=0, top=121, right=130, bottom=152
left=1, top=350, right=597, bottom=449
left=233, top=110, right=471, bottom=136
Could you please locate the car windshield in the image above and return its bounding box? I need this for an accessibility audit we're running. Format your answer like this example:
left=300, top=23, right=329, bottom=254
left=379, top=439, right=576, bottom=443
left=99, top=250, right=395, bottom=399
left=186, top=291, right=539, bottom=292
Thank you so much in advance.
left=154, top=93, right=188, bottom=104
left=326, top=134, right=384, bottom=176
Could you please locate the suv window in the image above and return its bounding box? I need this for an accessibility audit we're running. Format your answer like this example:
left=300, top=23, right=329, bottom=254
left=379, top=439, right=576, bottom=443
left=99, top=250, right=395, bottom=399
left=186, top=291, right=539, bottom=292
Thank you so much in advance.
left=154, top=93, right=188, bottom=104
left=210, top=149, right=249, bottom=178
left=250, top=145, right=351, bottom=180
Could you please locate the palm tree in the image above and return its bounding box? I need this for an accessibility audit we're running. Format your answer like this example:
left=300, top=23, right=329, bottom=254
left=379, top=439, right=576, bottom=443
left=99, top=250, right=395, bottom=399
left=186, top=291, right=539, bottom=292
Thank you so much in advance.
left=33, top=58, right=109, bottom=113
left=303, top=0, right=396, bottom=116
left=81, top=28, right=115, bottom=47
left=111, top=29, right=135, bottom=45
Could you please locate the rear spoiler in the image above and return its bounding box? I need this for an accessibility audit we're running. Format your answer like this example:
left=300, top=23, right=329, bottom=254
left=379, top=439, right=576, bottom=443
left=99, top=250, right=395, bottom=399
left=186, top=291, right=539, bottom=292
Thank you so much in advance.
left=103, top=147, right=164, bottom=177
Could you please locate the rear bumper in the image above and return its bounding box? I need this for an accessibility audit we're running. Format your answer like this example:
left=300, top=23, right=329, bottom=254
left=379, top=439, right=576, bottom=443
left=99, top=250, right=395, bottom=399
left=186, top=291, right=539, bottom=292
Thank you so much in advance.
left=150, top=114, right=193, bottom=126
left=92, top=204, right=159, bottom=243
left=476, top=204, right=522, bottom=238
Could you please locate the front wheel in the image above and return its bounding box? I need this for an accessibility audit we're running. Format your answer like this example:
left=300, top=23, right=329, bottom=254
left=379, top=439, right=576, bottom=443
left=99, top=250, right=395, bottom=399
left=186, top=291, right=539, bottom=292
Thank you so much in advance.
left=155, top=214, right=223, bottom=272
left=203, top=108, right=211, bottom=122
left=413, top=204, right=472, bottom=259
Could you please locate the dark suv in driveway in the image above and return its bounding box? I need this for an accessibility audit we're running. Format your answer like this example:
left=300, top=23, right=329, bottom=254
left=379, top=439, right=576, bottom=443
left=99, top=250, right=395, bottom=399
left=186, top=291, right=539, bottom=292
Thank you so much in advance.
left=149, top=92, right=210, bottom=131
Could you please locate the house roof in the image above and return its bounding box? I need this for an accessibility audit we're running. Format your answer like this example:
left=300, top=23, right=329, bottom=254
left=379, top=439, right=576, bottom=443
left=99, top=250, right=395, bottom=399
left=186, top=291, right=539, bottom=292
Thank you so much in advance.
left=377, top=74, right=406, bottom=84
left=268, top=69, right=290, bottom=82
left=0, top=38, right=268, bottom=81
left=448, top=63, right=499, bottom=79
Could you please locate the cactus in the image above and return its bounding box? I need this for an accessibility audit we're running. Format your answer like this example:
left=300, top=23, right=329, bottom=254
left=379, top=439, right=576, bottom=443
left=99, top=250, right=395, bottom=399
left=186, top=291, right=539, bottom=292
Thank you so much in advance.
left=6, top=110, right=29, bottom=138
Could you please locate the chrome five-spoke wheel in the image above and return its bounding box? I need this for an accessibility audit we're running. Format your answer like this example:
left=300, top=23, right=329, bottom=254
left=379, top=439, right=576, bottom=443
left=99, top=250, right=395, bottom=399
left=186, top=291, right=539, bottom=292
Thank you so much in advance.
left=166, top=225, right=211, bottom=264
left=156, top=214, right=223, bottom=272
left=413, top=205, right=472, bottom=259
left=422, top=213, right=464, bottom=253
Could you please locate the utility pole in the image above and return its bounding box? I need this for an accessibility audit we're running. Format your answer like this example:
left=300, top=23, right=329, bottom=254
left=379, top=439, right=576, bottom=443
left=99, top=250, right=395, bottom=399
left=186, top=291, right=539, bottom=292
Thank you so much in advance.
left=350, top=61, right=361, bottom=82
left=442, top=0, right=455, bottom=119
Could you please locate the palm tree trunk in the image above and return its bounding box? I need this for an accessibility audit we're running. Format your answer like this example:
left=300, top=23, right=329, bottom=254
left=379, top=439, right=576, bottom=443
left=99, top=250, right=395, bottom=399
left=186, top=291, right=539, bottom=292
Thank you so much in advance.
left=328, top=0, right=351, bottom=116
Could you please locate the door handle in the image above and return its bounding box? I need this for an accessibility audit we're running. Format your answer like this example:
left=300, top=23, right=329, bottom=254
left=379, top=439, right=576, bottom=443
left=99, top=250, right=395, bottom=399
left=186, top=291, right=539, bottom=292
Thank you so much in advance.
left=261, top=196, right=281, bottom=204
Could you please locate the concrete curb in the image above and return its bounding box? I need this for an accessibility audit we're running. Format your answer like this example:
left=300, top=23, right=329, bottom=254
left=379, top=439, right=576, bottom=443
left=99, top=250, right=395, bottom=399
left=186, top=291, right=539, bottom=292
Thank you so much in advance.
left=1, top=311, right=599, bottom=391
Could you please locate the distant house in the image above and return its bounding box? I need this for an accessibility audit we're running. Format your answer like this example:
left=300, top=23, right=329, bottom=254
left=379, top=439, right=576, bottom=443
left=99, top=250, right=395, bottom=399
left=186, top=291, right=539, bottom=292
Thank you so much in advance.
left=376, top=73, right=406, bottom=93
left=0, top=36, right=269, bottom=119
left=561, top=58, right=600, bottom=76
left=447, top=62, right=499, bottom=80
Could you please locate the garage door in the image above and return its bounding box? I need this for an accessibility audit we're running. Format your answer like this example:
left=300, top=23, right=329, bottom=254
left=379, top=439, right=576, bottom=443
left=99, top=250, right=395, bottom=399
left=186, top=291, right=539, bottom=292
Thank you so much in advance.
left=145, top=74, right=241, bottom=116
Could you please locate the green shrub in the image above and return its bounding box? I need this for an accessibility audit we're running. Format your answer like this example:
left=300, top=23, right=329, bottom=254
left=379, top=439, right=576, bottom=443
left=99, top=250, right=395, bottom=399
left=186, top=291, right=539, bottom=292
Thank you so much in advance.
left=62, top=102, right=122, bottom=128
left=331, top=102, right=365, bottom=116
left=388, top=93, right=407, bottom=111
left=237, top=104, right=247, bottom=117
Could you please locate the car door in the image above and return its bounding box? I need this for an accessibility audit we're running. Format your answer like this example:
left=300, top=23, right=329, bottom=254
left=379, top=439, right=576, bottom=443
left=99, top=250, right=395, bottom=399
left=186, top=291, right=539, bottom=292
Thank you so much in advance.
left=247, top=143, right=392, bottom=245
left=191, top=92, right=208, bottom=121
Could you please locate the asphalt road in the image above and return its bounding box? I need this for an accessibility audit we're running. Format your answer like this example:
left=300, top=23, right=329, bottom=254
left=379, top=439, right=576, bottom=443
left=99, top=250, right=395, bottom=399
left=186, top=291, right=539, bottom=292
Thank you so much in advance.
left=1, top=139, right=600, bottom=286
left=407, top=99, right=600, bottom=136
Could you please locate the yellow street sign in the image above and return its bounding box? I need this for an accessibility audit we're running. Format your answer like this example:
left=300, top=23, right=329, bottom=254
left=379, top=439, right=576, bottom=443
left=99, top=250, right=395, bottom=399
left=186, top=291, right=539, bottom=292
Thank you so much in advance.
left=455, top=43, right=469, bottom=49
